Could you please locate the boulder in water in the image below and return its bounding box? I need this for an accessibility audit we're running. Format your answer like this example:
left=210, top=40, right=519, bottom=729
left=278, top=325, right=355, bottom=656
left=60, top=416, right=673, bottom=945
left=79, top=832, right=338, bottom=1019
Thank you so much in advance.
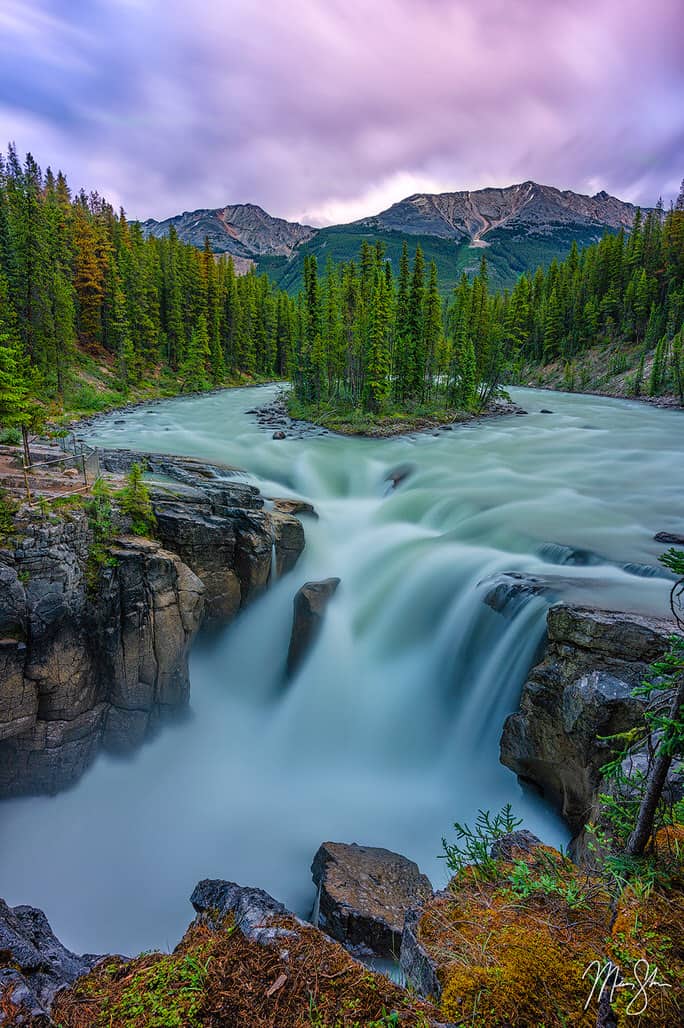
left=270, top=497, right=318, bottom=519
left=654, top=530, right=684, bottom=545
left=286, top=578, right=340, bottom=676
left=482, top=572, right=549, bottom=616
left=385, top=462, right=415, bottom=489
left=272, top=430, right=286, bottom=440
left=311, top=841, right=432, bottom=958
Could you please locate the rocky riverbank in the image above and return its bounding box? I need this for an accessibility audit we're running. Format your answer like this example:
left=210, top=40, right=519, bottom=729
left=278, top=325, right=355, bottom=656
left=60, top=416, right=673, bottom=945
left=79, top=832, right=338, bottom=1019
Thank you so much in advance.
left=4, top=821, right=683, bottom=1026
left=0, top=448, right=304, bottom=797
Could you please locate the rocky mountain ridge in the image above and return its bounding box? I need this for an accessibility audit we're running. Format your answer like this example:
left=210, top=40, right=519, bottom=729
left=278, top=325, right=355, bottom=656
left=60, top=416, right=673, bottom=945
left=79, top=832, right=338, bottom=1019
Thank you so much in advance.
left=356, top=181, right=644, bottom=243
left=141, top=201, right=315, bottom=259
left=140, top=181, right=645, bottom=284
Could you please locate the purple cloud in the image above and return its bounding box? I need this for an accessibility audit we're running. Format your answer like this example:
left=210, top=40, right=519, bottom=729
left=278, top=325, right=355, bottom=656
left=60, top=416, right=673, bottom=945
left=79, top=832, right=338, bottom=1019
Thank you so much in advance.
left=0, top=0, right=682, bottom=223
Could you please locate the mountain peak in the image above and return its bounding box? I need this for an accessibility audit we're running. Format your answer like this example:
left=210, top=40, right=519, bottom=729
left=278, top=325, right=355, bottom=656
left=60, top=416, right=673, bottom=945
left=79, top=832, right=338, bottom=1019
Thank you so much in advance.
left=142, top=203, right=314, bottom=258
left=355, top=181, right=642, bottom=244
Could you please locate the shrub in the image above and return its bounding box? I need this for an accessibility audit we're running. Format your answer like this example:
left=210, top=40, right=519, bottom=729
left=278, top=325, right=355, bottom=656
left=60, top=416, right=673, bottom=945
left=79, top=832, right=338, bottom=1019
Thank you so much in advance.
left=0, top=426, right=21, bottom=445
left=440, top=804, right=522, bottom=881
left=0, top=487, right=18, bottom=541
left=119, top=462, right=156, bottom=536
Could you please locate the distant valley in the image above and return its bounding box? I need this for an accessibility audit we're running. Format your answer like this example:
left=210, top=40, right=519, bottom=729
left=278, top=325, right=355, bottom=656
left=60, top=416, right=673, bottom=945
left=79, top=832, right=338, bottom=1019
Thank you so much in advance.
left=141, top=180, right=646, bottom=291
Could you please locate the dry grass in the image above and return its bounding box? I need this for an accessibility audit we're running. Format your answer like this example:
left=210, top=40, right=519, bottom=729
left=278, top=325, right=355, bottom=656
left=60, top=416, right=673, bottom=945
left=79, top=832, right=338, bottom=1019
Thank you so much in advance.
left=52, top=914, right=440, bottom=1028
left=416, top=835, right=683, bottom=1027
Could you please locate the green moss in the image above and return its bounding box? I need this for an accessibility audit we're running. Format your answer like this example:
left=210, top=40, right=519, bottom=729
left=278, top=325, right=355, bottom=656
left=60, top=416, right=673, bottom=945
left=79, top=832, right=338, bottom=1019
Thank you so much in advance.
left=95, top=949, right=212, bottom=1028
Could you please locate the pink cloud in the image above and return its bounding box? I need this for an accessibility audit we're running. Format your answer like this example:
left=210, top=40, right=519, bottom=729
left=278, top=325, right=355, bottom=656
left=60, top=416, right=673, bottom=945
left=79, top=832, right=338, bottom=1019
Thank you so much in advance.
left=0, top=0, right=682, bottom=221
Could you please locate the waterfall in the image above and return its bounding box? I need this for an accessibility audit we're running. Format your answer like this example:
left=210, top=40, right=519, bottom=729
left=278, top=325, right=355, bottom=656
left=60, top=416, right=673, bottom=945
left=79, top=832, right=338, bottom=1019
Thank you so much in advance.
left=0, top=382, right=677, bottom=957
left=269, top=537, right=278, bottom=585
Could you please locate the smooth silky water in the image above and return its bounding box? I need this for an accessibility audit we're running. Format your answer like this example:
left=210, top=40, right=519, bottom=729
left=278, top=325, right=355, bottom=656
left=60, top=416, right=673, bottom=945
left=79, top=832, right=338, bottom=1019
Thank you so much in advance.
left=1, top=387, right=681, bottom=955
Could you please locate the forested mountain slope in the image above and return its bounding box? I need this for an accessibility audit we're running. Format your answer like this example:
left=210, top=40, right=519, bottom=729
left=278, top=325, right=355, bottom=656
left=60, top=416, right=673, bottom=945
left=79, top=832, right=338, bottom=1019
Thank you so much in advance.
left=143, top=181, right=646, bottom=294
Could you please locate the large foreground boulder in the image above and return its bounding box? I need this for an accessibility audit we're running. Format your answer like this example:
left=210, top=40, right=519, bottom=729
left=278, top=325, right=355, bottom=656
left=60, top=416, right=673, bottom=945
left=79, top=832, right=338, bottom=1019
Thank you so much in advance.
left=286, top=578, right=340, bottom=676
left=311, top=842, right=433, bottom=957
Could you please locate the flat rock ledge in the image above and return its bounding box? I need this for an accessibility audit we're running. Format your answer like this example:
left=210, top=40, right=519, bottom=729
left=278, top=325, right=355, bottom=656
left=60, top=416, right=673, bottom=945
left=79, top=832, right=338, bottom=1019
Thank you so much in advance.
left=311, top=841, right=433, bottom=958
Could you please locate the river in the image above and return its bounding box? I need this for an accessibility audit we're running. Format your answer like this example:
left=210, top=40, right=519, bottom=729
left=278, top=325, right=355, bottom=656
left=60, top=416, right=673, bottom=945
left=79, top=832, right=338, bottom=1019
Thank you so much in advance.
left=0, top=386, right=680, bottom=956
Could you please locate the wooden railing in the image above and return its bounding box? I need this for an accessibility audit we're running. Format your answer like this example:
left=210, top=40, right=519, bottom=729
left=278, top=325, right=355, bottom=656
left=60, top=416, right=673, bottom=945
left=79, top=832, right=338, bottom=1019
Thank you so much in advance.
left=21, top=434, right=100, bottom=504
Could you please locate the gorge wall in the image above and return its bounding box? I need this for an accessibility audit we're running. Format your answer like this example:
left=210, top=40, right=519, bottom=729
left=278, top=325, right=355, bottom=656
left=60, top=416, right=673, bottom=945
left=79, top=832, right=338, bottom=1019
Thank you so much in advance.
left=0, top=451, right=304, bottom=797
left=500, top=603, right=680, bottom=851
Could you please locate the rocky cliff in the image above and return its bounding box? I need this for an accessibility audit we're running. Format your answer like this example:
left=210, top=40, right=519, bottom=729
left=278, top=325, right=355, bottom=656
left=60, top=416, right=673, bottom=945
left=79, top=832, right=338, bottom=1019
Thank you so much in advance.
left=141, top=202, right=315, bottom=259
left=0, top=451, right=304, bottom=797
left=500, top=604, right=679, bottom=848
left=358, top=181, right=643, bottom=243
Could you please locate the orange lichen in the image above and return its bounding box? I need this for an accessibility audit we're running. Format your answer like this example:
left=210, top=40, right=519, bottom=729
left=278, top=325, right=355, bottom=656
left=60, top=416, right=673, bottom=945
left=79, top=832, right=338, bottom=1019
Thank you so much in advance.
left=418, top=837, right=684, bottom=1027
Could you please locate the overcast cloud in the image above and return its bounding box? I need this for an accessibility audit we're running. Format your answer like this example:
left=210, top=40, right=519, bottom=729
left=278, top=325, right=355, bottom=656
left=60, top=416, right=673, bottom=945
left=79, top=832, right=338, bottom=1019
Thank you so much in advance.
left=0, top=0, right=682, bottom=224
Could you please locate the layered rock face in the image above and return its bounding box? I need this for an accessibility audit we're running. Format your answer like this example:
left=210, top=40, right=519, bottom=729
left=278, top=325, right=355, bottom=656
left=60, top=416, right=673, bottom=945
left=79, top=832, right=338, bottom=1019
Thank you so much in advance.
left=500, top=604, right=674, bottom=841
left=0, top=451, right=305, bottom=797
left=141, top=202, right=315, bottom=259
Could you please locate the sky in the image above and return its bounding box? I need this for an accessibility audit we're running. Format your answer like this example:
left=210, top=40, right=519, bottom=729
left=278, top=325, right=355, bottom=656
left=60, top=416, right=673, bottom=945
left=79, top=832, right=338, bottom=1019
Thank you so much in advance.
left=0, top=0, right=682, bottom=226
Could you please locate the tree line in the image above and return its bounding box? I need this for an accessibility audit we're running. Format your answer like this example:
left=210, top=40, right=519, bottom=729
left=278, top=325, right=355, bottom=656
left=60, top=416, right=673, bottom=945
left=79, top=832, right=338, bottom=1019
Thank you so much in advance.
left=0, top=145, right=299, bottom=413
left=292, top=197, right=684, bottom=412
left=502, top=199, right=684, bottom=396
left=1, top=144, right=683, bottom=430
left=291, top=241, right=507, bottom=413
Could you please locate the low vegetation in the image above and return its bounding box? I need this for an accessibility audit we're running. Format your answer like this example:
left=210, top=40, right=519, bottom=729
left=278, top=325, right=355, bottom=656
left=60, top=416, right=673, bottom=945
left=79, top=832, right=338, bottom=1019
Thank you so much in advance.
left=427, top=823, right=683, bottom=1026
left=52, top=914, right=438, bottom=1028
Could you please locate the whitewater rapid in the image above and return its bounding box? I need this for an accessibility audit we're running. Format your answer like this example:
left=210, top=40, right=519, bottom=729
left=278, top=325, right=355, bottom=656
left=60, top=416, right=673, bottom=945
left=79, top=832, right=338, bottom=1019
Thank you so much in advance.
left=0, top=386, right=680, bottom=955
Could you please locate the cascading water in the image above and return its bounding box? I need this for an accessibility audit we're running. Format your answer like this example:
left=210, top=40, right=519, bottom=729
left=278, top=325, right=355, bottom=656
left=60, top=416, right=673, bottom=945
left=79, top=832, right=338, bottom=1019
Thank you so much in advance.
left=0, top=385, right=680, bottom=957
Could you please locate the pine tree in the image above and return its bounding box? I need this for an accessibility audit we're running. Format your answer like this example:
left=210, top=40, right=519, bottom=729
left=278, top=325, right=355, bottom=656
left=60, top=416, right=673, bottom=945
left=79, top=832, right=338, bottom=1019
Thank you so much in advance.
left=365, top=272, right=392, bottom=412
left=407, top=245, right=425, bottom=398
left=179, top=314, right=210, bottom=392
left=0, top=327, right=34, bottom=464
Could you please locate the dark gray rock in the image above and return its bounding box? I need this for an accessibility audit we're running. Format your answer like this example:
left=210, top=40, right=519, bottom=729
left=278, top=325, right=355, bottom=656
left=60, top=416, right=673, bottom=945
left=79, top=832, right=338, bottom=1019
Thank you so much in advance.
left=311, top=842, right=433, bottom=958
left=490, top=829, right=543, bottom=861
left=654, top=531, right=684, bottom=545
left=482, top=572, right=549, bottom=616
left=385, top=463, right=415, bottom=489
left=272, top=430, right=286, bottom=440
left=0, top=898, right=100, bottom=1022
left=400, top=904, right=442, bottom=1001
left=190, top=879, right=304, bottom=946
left=286, top=578, right=340, bottom=676
left=500, top=604, right=674, bottom=842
